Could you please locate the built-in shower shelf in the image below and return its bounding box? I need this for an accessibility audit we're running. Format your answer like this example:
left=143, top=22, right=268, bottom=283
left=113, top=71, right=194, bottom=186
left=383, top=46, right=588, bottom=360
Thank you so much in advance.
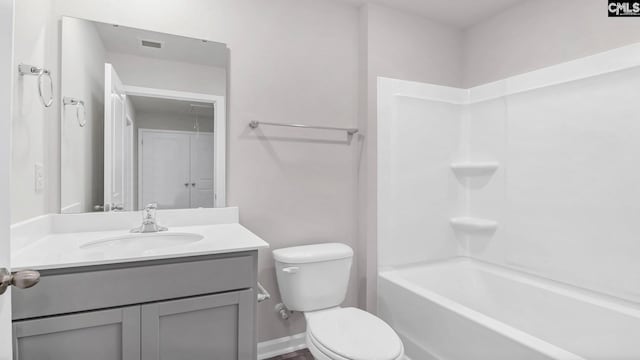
left=450, top=162, right=499, bottom=176
left=450, top=217, right=498, bottom=232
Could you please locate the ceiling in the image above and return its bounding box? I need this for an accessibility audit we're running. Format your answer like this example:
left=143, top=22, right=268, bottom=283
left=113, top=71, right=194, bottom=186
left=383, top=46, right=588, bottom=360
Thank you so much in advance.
left=347, top=0, right=528, bottom=28
left=93, top=21, right=228, bottom=68
left=130, top=96, right=214, bottom=118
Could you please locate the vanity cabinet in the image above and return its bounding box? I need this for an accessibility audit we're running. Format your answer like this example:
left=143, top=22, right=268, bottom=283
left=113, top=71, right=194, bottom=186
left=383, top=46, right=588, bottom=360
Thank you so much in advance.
left=13, top=306, right=141, bottom=360
left=11, top=252, right=258, bottom=360
left=141, top=290, right=254, bottom=360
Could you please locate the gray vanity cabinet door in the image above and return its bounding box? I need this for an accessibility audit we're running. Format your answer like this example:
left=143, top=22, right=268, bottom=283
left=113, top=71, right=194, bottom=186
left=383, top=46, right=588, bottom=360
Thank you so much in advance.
left=12, top=306, right=141, bottom=360
left=141, top=289, right=255, bottom=360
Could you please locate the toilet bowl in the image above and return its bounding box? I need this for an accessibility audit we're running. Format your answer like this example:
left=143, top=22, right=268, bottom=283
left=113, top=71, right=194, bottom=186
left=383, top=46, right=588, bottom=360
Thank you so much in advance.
left=305, top=307, right=404, bottom=360
left=273, top=243, right=404, bottom=360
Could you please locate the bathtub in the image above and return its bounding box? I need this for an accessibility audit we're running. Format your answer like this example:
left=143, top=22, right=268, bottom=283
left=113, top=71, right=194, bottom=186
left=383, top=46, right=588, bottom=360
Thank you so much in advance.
left=378, top=258, right=640, bottom=360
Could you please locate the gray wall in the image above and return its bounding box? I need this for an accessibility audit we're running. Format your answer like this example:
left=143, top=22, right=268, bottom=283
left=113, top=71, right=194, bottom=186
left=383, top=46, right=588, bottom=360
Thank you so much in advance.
left=11, top=0, right=58, bottom=222
left=463, top=0, right=640, bottom=87
left=365, top=4, right=464, bottom=87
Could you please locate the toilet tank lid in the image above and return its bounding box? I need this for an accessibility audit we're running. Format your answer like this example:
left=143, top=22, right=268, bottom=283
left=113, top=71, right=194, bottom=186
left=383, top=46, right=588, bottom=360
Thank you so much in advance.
left=273, top=243, right=353, bottom=264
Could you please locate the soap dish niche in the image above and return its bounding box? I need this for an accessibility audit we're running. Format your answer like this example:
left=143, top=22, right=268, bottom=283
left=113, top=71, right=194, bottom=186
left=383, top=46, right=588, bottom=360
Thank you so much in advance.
left=450, top=217, right=498, bottom=233
left=450, top=162, right=499, bottom=176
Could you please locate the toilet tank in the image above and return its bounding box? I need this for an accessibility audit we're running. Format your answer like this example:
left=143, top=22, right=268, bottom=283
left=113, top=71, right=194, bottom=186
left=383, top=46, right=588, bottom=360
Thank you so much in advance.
left=273, top=243, right=353, bottom=312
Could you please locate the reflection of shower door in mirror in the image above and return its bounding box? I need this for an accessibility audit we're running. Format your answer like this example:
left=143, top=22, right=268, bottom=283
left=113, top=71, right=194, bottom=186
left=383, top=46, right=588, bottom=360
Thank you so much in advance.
left=139, top=130, right=214, bottom=210
left=104, top=63, right=134, bottom=211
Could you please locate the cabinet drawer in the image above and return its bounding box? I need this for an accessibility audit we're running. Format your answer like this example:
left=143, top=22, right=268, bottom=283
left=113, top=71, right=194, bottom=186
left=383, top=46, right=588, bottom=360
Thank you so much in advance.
left=12, top=252, right=257, bottom=320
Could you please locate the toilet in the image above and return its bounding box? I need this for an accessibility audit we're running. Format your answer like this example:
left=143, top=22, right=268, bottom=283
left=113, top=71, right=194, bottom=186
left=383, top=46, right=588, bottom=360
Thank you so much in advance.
left=273, top=243, right=404, bottom=360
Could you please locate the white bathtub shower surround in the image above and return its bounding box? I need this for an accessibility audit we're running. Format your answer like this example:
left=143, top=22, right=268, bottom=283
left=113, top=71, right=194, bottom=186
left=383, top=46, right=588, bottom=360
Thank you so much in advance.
left=377, top=81, right=466, bottom=268
left=378, top=42, right=640, bottom=360
left=379, top=258, right=640, bottom=360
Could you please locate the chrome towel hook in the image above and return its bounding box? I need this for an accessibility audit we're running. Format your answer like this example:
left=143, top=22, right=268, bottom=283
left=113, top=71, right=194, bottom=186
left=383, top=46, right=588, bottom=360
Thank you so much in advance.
left=63, top=96, right=86, bottom=127
left=18, top=63, right=54, bottom=108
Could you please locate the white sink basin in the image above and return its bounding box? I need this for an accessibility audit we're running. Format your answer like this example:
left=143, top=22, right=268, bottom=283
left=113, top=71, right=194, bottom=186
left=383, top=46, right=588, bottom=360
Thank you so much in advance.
left=81, top=232, right=204, bottom=252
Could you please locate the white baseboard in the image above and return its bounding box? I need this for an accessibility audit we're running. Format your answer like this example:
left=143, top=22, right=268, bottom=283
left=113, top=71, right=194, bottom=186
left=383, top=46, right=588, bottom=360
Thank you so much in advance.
left=258, top=332, right=307, bottom=359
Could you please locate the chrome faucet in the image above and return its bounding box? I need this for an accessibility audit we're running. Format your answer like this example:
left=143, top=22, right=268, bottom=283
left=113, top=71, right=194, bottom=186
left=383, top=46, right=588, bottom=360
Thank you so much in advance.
left=131, top=203, right=168, bottom=233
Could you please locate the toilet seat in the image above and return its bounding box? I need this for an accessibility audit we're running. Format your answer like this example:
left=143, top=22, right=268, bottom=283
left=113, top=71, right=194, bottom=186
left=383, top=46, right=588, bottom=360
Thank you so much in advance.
left=305, top=307, right=404, bottom=360
left=307, top=333, right=351, bottom=360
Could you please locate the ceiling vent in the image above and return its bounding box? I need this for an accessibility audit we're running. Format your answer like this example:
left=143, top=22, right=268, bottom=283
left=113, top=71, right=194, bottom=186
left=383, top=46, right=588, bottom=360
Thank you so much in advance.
left=140, top=39, right=163, bottom=49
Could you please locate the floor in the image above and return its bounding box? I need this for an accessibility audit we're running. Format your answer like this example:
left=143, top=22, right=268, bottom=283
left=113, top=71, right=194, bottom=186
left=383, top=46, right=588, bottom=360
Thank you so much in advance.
left=266, top=349, right=314, bottom=360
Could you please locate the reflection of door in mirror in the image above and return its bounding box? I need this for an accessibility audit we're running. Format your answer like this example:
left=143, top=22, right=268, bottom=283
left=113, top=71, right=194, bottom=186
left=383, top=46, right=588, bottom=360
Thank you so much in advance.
left=190, top=133, right=215, bottom=208
left=140, top=131, right=214, bottom=210
left=59, top=17, right=227, bottom=213
left=133, top=96, right=215, bottom=210
left=104, top=63, right=133, bottom=212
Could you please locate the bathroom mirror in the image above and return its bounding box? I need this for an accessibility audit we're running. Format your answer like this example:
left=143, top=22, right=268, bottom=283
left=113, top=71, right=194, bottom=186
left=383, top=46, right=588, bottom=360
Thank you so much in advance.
left=60, top=17, right=228, bottom=213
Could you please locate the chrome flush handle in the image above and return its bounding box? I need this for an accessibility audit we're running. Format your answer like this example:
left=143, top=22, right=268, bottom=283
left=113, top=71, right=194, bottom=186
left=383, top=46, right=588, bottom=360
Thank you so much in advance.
left=0, top=268, right=40, bottom=295
left=281, top=267, right=299, bottom=274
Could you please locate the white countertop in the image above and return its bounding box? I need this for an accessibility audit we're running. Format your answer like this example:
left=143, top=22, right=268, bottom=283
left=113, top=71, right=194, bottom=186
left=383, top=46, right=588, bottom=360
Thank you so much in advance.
left=12, top=223, right=269, bottom=271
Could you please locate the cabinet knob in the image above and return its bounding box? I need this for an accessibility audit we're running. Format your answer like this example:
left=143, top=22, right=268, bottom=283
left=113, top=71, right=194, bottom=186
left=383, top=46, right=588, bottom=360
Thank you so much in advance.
left=0, top=268, right=41, bottom=295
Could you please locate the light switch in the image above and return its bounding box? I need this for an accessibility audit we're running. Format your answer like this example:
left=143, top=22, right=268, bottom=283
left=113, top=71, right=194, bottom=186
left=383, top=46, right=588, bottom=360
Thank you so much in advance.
left=35, top=163, right=44, bottom=193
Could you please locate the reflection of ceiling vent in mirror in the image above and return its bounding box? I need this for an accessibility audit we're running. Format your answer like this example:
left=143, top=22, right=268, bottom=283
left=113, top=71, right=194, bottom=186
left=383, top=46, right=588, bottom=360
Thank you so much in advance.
left=140, top=39, right=163, bottom=49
